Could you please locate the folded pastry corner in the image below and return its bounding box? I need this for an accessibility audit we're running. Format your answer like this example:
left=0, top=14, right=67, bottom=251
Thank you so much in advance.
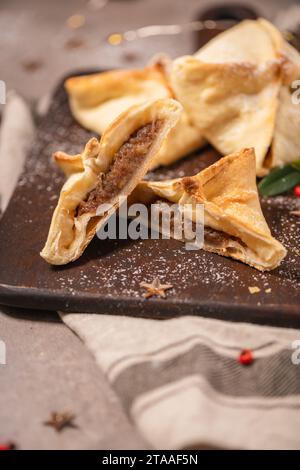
left=40, top=98, right=182, bottom=265
left=172, top=18, right=300, bottom=176
left=65, top=64, right=205, bottom=170
left=134, top=148, right=286, bottom=271
left=65, top=64, right=171, bottom=134
left=53, top=151, right=83, bottom=177
left=171, top=55, right=282, bottom=177
left=194, top=18, right=278, bottom=64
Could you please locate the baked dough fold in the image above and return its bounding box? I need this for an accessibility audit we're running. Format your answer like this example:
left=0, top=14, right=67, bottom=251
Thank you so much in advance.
left=65, top=64, right=205, bottom=169
left=65, top=19, right=300, bottom=175
left=41, top=98, right=182, bottom=265
left=170, top=57, right=282, bottom=175
left=171, top=19, right=300, bottom=175
left=133, top=148, right=286, bottom=271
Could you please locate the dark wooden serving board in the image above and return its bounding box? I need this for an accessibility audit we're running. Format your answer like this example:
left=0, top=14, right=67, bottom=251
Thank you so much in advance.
left=0, top=27, right=299, bottom=326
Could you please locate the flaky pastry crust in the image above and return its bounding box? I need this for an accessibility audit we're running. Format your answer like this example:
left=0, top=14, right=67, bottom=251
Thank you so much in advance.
left=65, top=64, right=205, bottom=169
left=41, top=98, right=182, bottom=265
left=133, top=148, right=286, bottom=271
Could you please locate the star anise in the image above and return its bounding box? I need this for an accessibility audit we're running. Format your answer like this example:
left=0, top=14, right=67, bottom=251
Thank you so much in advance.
left=44, top=412, right=76, bottom=432
left=140, top=277, right=173, bottom=299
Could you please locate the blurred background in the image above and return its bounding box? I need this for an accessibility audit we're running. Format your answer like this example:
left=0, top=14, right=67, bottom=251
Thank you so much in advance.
left=1, top=0, right=300, bottom=102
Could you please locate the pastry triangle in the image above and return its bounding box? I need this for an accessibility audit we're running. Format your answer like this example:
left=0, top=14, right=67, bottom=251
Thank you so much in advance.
left=133, top=148, right=286, bottom=271
left=65, top=64, right=205, bottom=169
left=41, top=98, right=182, bottom=265
left=172, top=19, right=300, bottom=176
left=194, top=19, right=277, bottom=64
left=171, top=56, right=282, bottom=175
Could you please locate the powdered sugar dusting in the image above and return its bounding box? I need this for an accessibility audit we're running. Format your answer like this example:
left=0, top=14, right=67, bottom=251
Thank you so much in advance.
left=2, top=83, right=298, bottom=320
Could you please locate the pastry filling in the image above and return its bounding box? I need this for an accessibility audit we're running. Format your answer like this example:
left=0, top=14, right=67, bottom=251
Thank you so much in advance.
left=154, top=199, right=246, bottom=252
left=204, top=226, right=238, bottom=248
left=77, top=120, right=163, bottom=216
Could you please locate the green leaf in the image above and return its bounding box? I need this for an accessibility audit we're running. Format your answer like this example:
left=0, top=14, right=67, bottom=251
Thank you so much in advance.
left=291, top=158, right=300, bottom=172
left=259, top=171, right=300, bottom=196
left=258, top=165, right=294, bottom=193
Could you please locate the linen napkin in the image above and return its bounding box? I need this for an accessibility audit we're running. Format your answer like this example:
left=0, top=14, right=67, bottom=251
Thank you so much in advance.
left=1, top=93, right=300, bottom=450
left=60, top=312, right=300, bottom=450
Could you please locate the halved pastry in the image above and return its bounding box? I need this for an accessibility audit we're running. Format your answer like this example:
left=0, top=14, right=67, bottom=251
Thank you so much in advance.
left=133, top=148, right=286, bottom=271
left=40, top=98, right=182, bottom=265
left=65, top=64, right=205, bottom=169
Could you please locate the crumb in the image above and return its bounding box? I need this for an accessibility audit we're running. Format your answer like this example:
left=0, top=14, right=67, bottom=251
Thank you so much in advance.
left=248, top=286, right=261, bottom=294
left=290, top=210, right=300, bottom=217
left=290, top=248, right=300, bottom=257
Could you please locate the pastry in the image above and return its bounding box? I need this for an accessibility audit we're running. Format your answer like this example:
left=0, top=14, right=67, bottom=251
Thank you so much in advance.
left=65, top=19, right=300, bottom=175
left=259, top=19, right=300, bottom=169
left=65, top=64, right=205, bottom=169
left=65, top=64, right=171, bottom=134
left=133, top=148, right=286, bottom=271
left=171, top=19, right=300, bottom=175
left=171, top=56, right=282, bottom=176
left=40, top=98, right=182, bottom=265
left=269, top=85, right=300, bottom=169
left=53, top=152, right=83, bottom=177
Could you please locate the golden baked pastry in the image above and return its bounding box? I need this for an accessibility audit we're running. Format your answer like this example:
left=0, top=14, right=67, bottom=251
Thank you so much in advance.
left=65, top=64, right=205, bottom=169
left=53, top=152, right=83, bottom=177
left=171, top=56, right=282, bottom=176
left=259, top=19, right=300, bottom=169
left=65, top=65, right=170, bottom=133
left=194, top=19, right=278, bottom=64
left=64, top=18, right=299, bottom=176
left=171, top=19, right=300, bottom=176
left=40, top=98, right=182, bottom=265
left=133, top=148, right=286, bottom=271
left=270, top=85, right=300, bottom=169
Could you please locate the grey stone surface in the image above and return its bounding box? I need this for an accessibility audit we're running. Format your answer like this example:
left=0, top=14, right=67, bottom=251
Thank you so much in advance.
left=0, top=0, right=295, bottom=450
left=0, top=307, right=146, bottom=449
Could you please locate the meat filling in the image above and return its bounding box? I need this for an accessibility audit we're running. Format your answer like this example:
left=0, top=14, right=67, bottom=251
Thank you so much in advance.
left=77, top=120, right=163, bottom=216
left=155, top=200, right=246, bottom=249
left=204, top=226, right=233, bottom=247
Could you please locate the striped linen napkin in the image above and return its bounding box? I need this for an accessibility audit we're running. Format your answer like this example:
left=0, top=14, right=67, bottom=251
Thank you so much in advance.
left=1, top=93, right=300, bottom=450
left=60, top=312, right=300, bottom=450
